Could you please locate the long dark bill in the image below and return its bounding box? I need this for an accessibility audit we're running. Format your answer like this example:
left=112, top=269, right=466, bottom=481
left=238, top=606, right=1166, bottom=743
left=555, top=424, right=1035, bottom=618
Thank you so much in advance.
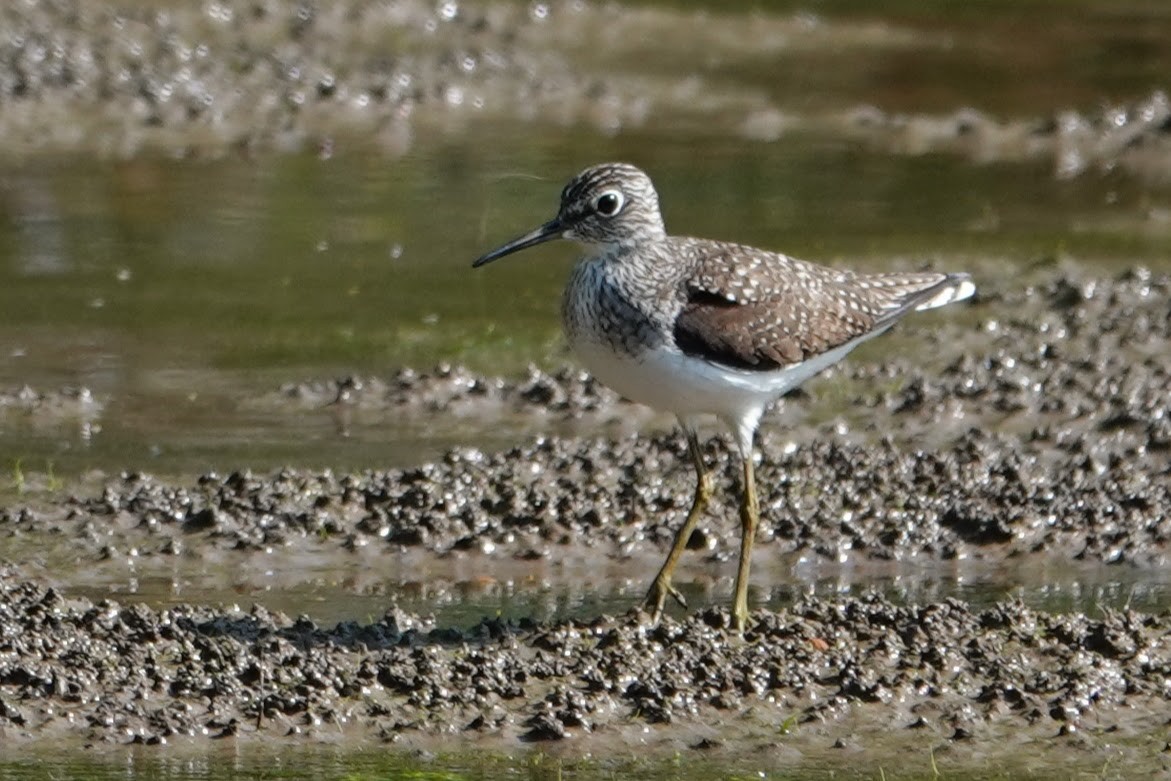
left=471, top=218, right=564, bottom=268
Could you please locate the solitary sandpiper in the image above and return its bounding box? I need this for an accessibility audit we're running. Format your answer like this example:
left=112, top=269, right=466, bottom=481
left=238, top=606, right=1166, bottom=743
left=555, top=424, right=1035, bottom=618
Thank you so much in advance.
left=472, top=162, right=975, bottom=631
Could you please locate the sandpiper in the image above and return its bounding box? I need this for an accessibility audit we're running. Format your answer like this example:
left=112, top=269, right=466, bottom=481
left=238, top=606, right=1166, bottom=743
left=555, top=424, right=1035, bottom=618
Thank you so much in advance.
left=472, top=162, right=974, bottom=631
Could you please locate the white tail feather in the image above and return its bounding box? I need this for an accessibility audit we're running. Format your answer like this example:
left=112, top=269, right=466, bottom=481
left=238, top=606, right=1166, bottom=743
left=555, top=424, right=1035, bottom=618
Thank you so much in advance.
left=915, top=276, right=976, bottom=311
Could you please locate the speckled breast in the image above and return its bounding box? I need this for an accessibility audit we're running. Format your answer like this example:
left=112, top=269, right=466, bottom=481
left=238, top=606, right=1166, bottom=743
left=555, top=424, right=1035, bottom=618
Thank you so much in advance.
left=561, top=257, right=671, bottom=357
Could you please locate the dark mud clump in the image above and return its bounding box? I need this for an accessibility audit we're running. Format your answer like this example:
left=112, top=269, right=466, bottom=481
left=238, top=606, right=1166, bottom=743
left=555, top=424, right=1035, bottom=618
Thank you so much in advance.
left=3, top=424, right=1165, bottom=570
left=267, top=363, right=626, bottom=420
left=0, top=571, right=1167, bottom=753
left=846, top=267, right=1171, bottom=437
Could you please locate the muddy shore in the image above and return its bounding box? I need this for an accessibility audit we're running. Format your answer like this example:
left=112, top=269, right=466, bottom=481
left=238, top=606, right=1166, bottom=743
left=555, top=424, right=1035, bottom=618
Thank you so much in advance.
left=1, top=1, right=1170, bottom=179
left=2, top=266, right=1169, bottom=763
left=1, top=0, right=1170, bottom=771
left=0, top=573, right=1168, bottom=770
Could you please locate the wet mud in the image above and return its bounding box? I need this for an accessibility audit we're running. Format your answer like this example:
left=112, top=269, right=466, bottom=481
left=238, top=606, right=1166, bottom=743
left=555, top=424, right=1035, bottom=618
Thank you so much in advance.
left=2, top=266, right=1169, bottom=760
left=0, top=572, right=1167, bottom=770
left=840, top=90, right=1171, bottom=181
left=0, top=385, right=102, bottom=435
left=2, top=0, right=1170, bottom=182
left=261, top=364, right=628, bottom=426
left=1, top=0, right=1170, bottom=769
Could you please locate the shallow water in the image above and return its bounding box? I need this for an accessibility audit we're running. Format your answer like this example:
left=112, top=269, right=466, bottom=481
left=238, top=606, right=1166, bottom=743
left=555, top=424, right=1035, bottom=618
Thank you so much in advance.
left=64, top=553, right=1171, bottom=632
left=2, top=0, right=1171, bottom=775
left=2, top=132, right=1168, bottom=478
left=0, top=745, right=1120, bottom=781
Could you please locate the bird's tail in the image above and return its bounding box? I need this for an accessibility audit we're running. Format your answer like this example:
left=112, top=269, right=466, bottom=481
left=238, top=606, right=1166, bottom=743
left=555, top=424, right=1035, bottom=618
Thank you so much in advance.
left=914, top=273, right=976, bottom=311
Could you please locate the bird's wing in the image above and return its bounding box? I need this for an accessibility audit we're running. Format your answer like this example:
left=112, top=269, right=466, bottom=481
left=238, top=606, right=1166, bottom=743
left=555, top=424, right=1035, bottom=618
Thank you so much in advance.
left=671, top=238, right=973, bottom=372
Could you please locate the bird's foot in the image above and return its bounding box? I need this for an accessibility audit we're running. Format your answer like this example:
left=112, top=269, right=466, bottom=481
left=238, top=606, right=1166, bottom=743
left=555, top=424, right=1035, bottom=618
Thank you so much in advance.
left=644, top=576, right=687, bottom=624
left=732, top=597, right=749, bottom=634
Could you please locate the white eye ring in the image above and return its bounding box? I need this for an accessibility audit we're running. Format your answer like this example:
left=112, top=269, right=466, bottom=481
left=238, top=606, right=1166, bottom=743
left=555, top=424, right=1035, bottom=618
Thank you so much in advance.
left=593, top=189, right=625, bottom=217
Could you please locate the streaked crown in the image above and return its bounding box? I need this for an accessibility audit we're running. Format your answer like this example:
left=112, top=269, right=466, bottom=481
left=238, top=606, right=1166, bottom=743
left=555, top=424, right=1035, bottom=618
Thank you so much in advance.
left=557, top=163, right=666, bottom=248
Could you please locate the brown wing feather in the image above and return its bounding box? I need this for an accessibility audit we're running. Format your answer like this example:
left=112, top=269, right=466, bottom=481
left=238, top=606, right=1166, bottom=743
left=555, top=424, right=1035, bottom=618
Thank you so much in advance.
left=670, top=238, right=964, bottom=372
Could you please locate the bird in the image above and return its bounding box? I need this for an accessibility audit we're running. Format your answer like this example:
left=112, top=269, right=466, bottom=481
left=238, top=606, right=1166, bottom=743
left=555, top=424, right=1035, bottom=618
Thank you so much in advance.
left=472, top=162, right=974, bottom=632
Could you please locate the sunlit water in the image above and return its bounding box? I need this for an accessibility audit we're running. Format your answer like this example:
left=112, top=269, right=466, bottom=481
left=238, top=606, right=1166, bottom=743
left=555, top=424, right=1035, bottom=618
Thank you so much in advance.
left=2, top=132, right=1167, bottom=476
left=2, top=1, right=1171, bottom=776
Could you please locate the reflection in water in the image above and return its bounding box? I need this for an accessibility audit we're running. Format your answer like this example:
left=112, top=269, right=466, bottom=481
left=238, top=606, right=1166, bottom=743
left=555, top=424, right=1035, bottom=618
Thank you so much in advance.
left=7, top=174, right=69, bottom=276
left=68, top=553, right=1171, bottom=630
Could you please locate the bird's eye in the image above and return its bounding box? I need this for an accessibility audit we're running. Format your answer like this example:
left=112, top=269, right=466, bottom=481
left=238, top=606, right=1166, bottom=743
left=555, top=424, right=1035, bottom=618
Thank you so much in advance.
left=593, top=190, right=624, bottom=217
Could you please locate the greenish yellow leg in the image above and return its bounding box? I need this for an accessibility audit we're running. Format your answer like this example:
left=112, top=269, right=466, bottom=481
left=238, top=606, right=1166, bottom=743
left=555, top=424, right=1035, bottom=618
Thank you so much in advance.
left=645, top=428, right=710, bottom=622
left=731, top=453, right=758, bottom=632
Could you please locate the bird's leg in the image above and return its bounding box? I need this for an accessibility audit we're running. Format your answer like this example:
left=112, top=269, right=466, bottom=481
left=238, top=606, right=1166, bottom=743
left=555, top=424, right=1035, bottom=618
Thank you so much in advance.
left=645, top=426, right=710, bottom=623
left=731, top=451, right=759, bottom=633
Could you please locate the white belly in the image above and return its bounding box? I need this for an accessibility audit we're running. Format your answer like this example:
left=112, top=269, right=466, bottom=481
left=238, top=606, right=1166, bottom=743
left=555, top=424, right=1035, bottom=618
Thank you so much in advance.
left=571, top=335, right=865, bottom=421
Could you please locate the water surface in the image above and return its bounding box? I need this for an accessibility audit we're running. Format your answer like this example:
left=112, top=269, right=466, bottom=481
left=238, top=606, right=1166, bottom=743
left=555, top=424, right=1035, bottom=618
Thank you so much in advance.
left=2, top=132, right=1167, bottom=477
left=1, top=2, right=1170, bottom=774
